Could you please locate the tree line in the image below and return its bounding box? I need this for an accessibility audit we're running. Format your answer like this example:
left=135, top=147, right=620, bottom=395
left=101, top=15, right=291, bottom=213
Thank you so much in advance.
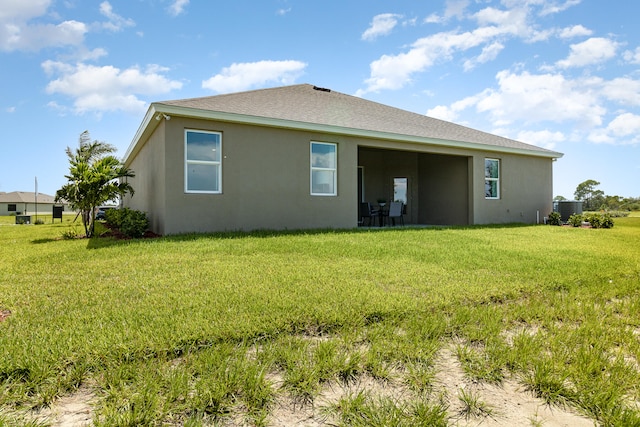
left=555, top=179, right=640, bottom=211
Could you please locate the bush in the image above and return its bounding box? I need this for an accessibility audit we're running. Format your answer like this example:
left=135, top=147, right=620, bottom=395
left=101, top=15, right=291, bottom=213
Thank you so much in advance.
left=104, top=208, right=124, bottom=228
left=105, top=208, right=149, bottom=238
left=584, top=212, right=614, bottom=229
left=547, top=211, right=562, bottom=226
left=567, top=213, right=583, bottom=227
left=120, top=209, right=149, bottom=238
left=600, top=213, right=614, bottom=229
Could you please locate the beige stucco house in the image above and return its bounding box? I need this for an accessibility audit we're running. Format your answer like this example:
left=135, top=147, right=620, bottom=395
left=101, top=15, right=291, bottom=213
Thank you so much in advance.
left=0, top=191, right=66, bottom=217
left=122, top=84, right=562, bottom=235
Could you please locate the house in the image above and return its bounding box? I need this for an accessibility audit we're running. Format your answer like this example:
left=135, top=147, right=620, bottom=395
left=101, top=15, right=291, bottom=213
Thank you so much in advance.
left=0, top=191, right=67, bottom=216
left=122, top=84, right=562, bottom=235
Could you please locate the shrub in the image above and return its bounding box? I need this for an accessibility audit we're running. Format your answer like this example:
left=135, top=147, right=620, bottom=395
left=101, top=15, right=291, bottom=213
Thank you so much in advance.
left=584, top=212, right=614, bottom=229
left=585, top=213, right=601, bottom=228
left=567, top=214, right=583, bottom=227
left=105, top=208, right=150, bottom=238
left=120, top=209, right=149, bottom=238
left=547, top=212, right=562, bottom=226
left=61, top=224, right=80, bottom=240
left=600, top=213, right=614, bottom=229
left=104, top=208, right=125, bottom=228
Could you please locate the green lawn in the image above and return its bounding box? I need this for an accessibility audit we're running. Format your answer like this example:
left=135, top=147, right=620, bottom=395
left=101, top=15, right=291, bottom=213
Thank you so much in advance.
left=1, top=215, right=639, bottom=426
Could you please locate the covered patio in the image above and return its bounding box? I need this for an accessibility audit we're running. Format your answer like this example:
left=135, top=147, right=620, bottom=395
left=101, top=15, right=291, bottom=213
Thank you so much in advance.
left=358, top=147, right=471, bottom=226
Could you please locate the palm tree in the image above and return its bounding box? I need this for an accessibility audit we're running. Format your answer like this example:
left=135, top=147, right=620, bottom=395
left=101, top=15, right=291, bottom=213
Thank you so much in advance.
left=56, top=131, right=135, bottom=238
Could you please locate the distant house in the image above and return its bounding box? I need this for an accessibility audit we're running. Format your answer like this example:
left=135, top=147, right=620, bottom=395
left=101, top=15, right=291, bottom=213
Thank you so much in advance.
left=122, top=84, right=562, bottom=235
left=0, top=191, right=67, bottom=216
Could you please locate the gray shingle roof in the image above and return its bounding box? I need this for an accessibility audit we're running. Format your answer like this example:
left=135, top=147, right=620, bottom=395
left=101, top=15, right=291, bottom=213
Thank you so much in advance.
left=0, top=191, right=56, bottom=203
left=153, top=84, right=561, bottom=157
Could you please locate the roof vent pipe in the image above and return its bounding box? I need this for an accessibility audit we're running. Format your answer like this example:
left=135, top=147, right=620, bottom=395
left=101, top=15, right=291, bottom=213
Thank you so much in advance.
left=313, top=86, right=331, bottom=92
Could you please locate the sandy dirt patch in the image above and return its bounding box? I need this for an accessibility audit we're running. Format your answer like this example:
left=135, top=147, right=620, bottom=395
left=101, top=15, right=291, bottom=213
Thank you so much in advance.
left=30, top=385, right=96, bottom=427
left=432, top=344, right=595, bottom=427
left=16, top=343, right=597, bottom=426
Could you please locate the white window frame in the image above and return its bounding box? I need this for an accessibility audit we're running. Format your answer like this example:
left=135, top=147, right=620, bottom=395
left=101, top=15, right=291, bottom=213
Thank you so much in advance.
left=185, top=129, right=222, bottom=194
left=310, top=141, right=337, bottom=196
left=485, top=158, right=500, bottom=199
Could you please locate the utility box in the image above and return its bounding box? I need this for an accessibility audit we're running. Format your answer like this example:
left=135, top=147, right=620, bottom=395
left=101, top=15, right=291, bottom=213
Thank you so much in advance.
left=15, top=215, right=31, bottom=224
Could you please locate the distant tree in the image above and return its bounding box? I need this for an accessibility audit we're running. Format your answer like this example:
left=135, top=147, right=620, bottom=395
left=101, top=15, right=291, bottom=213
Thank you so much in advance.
left=603, top=195, right=624, bottom=211
left=574, top=179, right=605, bottom=210
left=55, top=131, right=135, bottom=238
left=553, top=195, right=567, bottom=201
left=624, top=197, right=640, bottom=211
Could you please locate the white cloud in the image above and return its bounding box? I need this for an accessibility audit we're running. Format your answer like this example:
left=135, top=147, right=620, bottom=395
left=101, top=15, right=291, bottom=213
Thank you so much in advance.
left=429, top=69, right=606, bottom=129
left=537, top=0, right=582, bottom=17
left=361, top=13, right=402, bottom=41
left=0, top=0, right=50, bottom=22
left=516, top=129, right=565, bottom=150
left=43, top=61, right=183, bottom=114
left=588, top=113, right=640, bottom=145
left=359, top=24, right=512, bottom=94
left=0, top=19, right=86, bottom=52
left=558, top=24, right=592, bottom=39
left=0, top=0, right=87, bottom=51
left=606, top=113, right=640, bottom=138
left=277, top=8, right=292, bottom=16
left=427, top=67, right=640, bottom=147
left=555, top=37, right=619, bottom=69
left=358, top=1, right=597, bottom=95
left=360, top=2, right=555, bottom=94
left=601, top=77, right=640, bottom=106
left=168, top=0, right=189, bottom=17
left=426, top=92, right=485, bottom=122
left=426, top=105, right=457, bottom=122
left=77, top=47, right=108, bottom=61
left=623, top=47, right=640, bottom=64
left=463, top=41, right=504, bottom=71
left=202, top=60, right=307, bottom=94
left=472, top=5, right=533, bottom=39
left=476, top=70, right=605, bottom=127
left=98, top=1, right=135, bottom=32
left=426, top=0, right=470, bottom=24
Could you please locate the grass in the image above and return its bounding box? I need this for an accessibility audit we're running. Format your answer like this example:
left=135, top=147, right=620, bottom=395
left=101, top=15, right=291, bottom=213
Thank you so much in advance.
left=1, top=215, right=640, bottom=425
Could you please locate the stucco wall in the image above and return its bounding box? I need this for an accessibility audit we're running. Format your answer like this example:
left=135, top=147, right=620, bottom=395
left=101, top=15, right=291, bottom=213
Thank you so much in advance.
left=136, top=117, right=358, bottom=235
left=472, top=153, right=553, bottom=225
left=125, top=116, right=555, bottom=234
left=125, top=121, right=166, bottom=232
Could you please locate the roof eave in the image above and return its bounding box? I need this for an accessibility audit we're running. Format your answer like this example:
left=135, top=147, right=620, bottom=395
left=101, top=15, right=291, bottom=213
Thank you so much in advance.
left=123, top=105, right=161, bottom=167
left=124, top=103, right=563, bottom=163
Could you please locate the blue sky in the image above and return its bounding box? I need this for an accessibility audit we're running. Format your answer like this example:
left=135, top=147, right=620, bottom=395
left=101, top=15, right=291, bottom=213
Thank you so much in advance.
left=1, top=0, right=639, bottom=199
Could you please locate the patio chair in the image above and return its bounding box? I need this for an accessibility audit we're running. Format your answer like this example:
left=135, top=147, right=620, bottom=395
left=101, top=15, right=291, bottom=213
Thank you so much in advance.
left=360, top=202, right=377, bottom=226
left=387, top=201, right=404, bottom=226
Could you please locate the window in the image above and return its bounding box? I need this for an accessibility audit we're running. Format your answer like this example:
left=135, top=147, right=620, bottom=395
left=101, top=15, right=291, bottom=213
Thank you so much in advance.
left=185, top=130, right=222, bottom=193
left=8, top=204, right=16, bottom=212
left=310, top=142, right=337, bottom=196
left=393, top=178, right=408, bottom=205
left=485, top=158, right=500, bottom=199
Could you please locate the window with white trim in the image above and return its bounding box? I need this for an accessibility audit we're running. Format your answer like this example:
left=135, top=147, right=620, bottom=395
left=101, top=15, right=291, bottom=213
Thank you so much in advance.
left=310, top=142, right=337, bottom=196
left=185, top=130, right=222, bottom=193
left=485, top=158, right=500, bottom=199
